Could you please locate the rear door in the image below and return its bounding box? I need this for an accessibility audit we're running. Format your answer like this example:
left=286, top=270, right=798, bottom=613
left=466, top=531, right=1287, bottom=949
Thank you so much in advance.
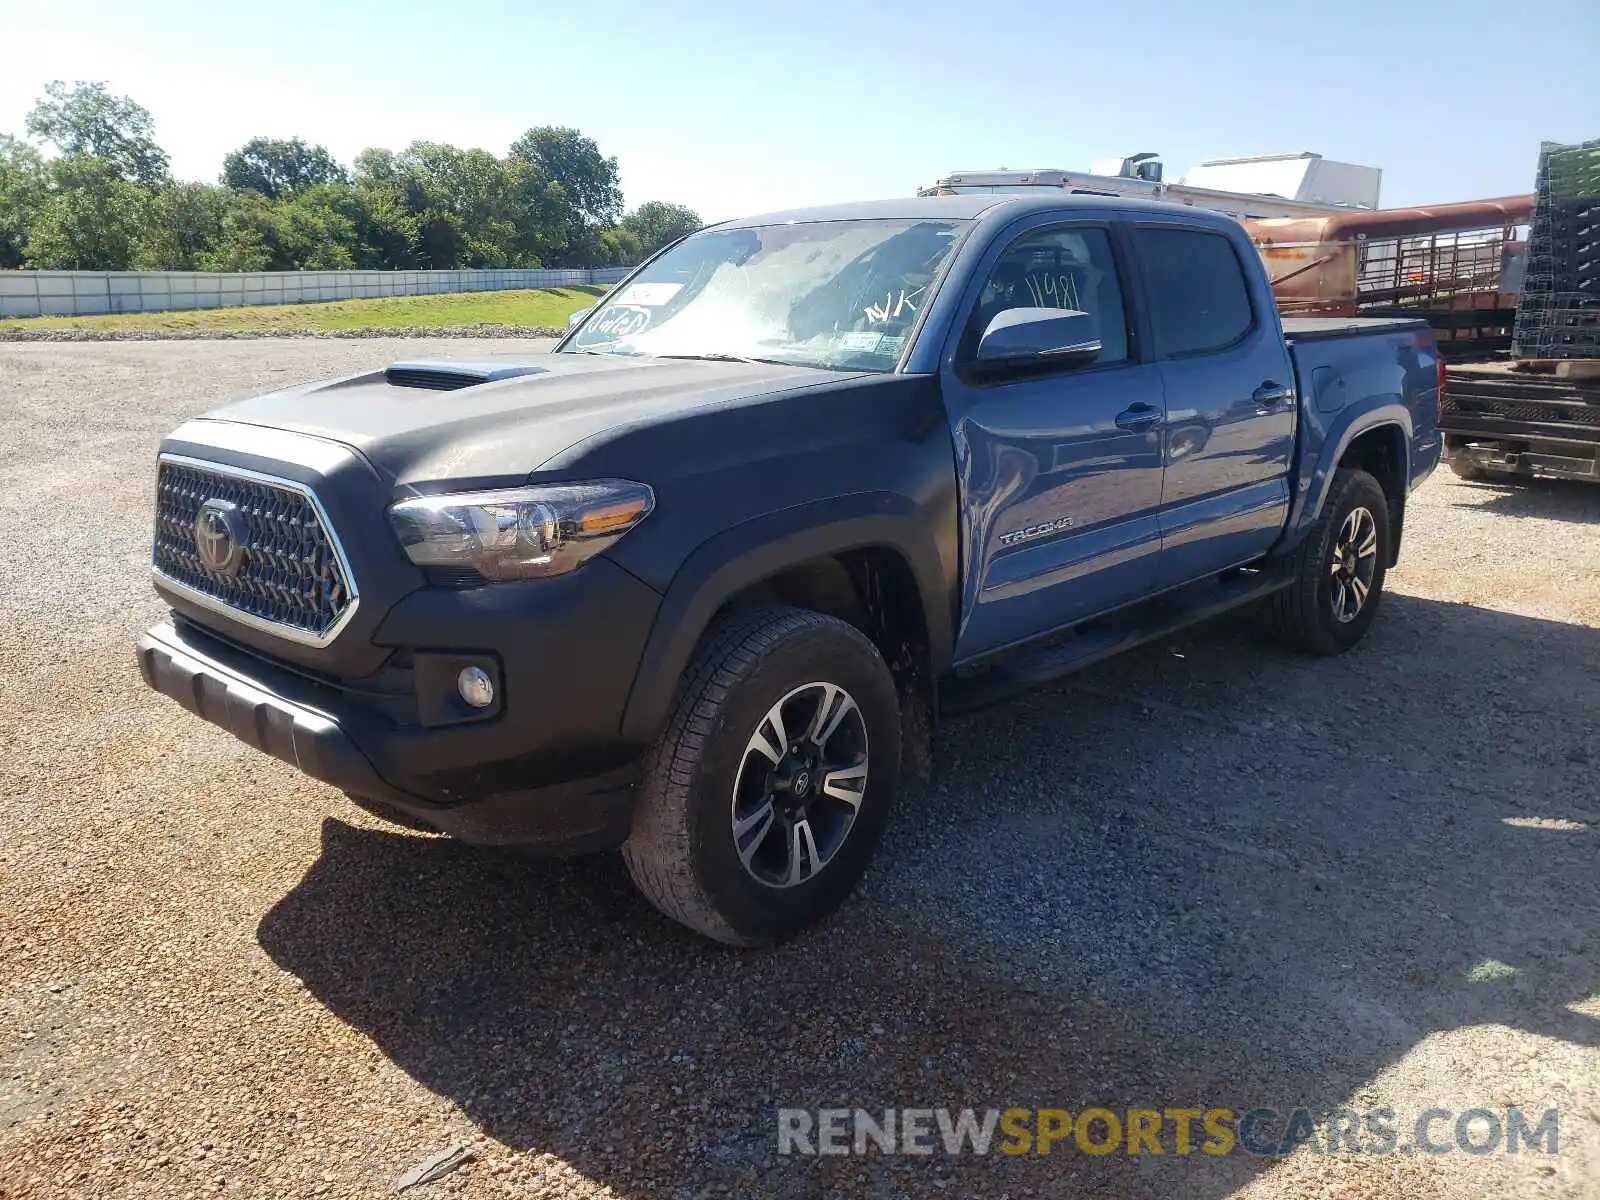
left=1131, top=224, right=1296, bottom=588
left=940, top=217, right=1168, bottom=661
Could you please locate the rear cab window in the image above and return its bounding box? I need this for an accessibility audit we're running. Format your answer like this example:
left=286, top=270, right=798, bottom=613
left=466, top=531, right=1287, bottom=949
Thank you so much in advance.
left=1137, top=227, right=1255, bottom=357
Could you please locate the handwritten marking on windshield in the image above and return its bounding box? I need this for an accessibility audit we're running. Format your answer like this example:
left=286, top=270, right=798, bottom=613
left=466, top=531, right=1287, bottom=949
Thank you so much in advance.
left=863, top=285, right=926, bottom=325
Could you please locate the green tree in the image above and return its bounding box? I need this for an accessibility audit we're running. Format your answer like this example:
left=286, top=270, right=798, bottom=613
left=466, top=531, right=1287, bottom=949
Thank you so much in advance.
left=508, top=126, right=623, bottom=227
left=222, top=137, right=348, bottom=200
left=25, top=154, right=151, bottom=269
left=328, top=182, right=420, bottom=268
left=594, top=224, right=644, bottom=267
left=135, top=180, right=228, bottom=269
left=25, top=81, right=169, bottom=186
left=0, top=134, right=47, bottom=268
left=406, top=213, right=460, bottom=268
left=188, top=187, right=362, bottom=271
left=276, top=186, right=358, bottom=269
left=501, top=156, right=570, bottom=267
left=394, top=142, right=515, bottom=265
left=353, top=141, right=566, bottom=268
left=2, top=105, right=693, bottom=273
left=622, top=201, right=701, bottom=257
left=351, top=147, right=401, bottom=185
left=196, top=191, right=275, bottom=271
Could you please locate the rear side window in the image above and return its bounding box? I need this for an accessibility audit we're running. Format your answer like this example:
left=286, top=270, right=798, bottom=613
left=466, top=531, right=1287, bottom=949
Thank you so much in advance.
left=1139, top=228, right=1254, bottom=356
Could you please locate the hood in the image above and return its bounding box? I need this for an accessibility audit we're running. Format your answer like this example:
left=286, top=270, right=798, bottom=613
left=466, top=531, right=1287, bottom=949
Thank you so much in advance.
left=203, top=352, right=867, bottom=488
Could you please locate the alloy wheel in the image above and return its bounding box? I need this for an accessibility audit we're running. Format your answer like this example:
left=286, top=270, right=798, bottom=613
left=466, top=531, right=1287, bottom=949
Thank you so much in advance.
left=730, top=682, right=869, bottom=888
left=1328, top=505, right=1379, bottom=624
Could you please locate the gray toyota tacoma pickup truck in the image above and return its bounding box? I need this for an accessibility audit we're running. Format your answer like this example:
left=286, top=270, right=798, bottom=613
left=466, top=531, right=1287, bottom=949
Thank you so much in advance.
left=137, top=194, right=1442, bottom=944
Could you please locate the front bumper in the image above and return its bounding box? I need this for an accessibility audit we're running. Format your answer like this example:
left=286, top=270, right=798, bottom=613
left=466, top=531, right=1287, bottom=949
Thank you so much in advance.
left=137, top=426, right=671, bottom=850
left=139, top=601, right=649, bottom=857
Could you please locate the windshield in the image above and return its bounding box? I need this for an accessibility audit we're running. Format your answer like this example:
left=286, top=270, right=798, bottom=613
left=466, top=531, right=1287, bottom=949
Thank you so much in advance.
left=563, top=218, right=968, bottom=371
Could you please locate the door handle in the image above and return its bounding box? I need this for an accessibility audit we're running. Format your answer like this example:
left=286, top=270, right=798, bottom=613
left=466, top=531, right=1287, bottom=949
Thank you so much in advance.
left=1252, top=382, right=1293, bottom=412
left=1115, top=402, right=1162, bottom=431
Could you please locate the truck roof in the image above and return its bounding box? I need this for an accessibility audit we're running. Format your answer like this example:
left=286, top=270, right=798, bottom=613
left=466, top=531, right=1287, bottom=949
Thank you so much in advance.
left=716, top=193, right=1247, bottom=230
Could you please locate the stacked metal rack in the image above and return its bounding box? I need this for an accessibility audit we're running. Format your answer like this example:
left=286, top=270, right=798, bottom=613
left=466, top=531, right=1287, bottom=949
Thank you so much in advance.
left=1513, top=139, right=1600, bottom=359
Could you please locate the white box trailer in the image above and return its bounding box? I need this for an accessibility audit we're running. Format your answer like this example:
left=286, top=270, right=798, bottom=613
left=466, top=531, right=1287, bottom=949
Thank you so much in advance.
left=920, top=151, right=1381, bottom=220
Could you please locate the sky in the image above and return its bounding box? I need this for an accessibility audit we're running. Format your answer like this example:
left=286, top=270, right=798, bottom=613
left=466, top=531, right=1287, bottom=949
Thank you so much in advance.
left=1, top=0, right=1596, bottom=222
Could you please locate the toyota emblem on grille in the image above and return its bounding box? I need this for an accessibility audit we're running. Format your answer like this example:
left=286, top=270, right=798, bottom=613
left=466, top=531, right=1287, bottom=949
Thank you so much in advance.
left=194, top=498, right=249, bottom=576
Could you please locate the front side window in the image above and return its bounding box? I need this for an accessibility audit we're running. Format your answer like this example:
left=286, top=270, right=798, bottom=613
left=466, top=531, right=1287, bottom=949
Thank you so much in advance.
left=563, top=218, right=967, bottom=372
left=958, top=226, right=1130, bottom=365
left=1138, top=228, right=1255, bottom=356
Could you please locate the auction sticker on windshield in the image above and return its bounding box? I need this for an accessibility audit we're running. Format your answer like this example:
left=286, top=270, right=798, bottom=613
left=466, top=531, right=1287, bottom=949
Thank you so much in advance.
left=616, top=282, right=683, bottom=306
left=590, top=306, right=653, bottom=336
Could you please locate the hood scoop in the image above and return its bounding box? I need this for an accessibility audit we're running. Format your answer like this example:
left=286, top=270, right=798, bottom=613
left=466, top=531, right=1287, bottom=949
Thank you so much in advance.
left=384, top=360, right=550, bottom=392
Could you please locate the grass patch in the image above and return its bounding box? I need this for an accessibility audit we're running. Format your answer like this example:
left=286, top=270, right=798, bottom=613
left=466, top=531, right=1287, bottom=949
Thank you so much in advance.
left=1466, top=959, right=1519, bottom=983
left=0, top=285, right=607, bottom=335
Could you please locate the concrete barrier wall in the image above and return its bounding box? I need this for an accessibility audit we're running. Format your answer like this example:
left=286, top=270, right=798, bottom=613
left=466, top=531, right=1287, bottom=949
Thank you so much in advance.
left=0, top=266, right=634, bottom=319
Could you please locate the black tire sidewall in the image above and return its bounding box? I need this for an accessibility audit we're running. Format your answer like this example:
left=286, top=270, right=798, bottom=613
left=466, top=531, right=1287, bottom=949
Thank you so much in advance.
left=688, top=622, right=900, bottom=943
left=1313, top=473, right=1390, bottom=649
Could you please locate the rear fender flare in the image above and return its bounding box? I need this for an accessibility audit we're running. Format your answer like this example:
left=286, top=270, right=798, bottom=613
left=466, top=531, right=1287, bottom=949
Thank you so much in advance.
left=1285, top=405, right=1412, bottom=544
left=618, top=493, right=953, bottom=745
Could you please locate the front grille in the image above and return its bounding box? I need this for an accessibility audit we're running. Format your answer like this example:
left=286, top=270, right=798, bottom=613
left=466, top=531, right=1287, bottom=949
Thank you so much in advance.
left=153, top=460, right=355, bottom=641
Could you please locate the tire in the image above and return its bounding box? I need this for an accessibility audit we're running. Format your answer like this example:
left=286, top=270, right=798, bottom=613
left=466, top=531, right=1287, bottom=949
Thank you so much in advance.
left=622, top=606, right=901, bottom=945
left=1263, top=467, right=1390, bottom=655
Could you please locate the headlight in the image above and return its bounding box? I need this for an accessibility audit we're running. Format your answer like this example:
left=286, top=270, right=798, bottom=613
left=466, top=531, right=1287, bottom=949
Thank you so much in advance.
left=389, top=480, right=654, bottom=582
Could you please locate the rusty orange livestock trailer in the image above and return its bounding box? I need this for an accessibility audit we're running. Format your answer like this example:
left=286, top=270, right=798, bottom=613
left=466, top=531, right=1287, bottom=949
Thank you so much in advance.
left=1245, top=196, right=1534, bottom=359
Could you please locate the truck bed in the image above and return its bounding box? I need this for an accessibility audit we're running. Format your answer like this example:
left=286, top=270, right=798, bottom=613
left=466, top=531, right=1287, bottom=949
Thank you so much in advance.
left=1281, top=316, right=1432, bottom=342
left=1278, top=315, right=1444, bottom=501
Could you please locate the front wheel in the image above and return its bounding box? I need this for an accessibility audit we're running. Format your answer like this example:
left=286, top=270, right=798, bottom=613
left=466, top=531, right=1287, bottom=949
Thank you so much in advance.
left=1262, top=467, right=1390, bottom=654
left=622, top=606, right=901, bottom=945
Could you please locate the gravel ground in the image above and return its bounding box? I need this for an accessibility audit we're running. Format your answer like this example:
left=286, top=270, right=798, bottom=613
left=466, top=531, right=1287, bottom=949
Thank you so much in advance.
left=2, top=340, right=1597, bottom=1200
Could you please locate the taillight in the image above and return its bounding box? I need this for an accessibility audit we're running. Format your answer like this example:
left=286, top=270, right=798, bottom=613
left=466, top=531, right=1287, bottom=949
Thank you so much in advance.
left=1435, top=353, right=1447, bottom=423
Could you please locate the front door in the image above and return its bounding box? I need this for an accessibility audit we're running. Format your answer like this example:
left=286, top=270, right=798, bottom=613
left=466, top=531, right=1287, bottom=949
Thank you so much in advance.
left=942, top=222, right=1167, bottom=662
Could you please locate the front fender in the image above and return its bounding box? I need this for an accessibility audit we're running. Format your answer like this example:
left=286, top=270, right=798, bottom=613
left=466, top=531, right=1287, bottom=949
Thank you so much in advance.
left=618, top=493, right=954, bottom=746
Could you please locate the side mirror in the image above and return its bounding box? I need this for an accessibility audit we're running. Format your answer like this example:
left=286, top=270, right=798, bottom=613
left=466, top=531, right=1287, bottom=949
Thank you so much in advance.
left=975, top=307, right=1102, bottom=373
left=566, top=306, right=594, bottom=330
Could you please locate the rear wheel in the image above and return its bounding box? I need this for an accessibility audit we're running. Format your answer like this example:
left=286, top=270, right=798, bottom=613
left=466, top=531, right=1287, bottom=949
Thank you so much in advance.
left=623, top=606, right=900, bottom=945
left=1263, top=467, right=1390, bottom=654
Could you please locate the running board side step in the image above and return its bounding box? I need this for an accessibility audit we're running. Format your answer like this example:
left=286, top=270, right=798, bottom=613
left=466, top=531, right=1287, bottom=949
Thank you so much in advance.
left=940, top=571, right=1291, bottom=717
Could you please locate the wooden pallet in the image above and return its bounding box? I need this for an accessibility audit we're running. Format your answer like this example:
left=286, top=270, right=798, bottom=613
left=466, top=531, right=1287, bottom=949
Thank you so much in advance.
left=1510, top=358, right=1600, bottom=379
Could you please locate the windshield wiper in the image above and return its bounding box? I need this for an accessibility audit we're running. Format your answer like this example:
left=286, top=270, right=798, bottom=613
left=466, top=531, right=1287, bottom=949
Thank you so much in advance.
left=656, top=352, right=792, bottom=366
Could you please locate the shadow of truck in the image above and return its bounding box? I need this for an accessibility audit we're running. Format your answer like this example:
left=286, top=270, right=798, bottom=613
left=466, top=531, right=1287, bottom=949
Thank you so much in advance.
left=259, top=593, right=1598, bottom=1198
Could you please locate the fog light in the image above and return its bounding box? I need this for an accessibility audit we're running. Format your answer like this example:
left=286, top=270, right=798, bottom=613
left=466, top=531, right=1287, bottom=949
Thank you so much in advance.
left=457, top=666, right=495, bottom=708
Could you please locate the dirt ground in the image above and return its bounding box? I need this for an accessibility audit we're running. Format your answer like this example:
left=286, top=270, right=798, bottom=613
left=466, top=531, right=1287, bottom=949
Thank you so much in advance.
left=2, top=341, right=1596, bottom=1199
